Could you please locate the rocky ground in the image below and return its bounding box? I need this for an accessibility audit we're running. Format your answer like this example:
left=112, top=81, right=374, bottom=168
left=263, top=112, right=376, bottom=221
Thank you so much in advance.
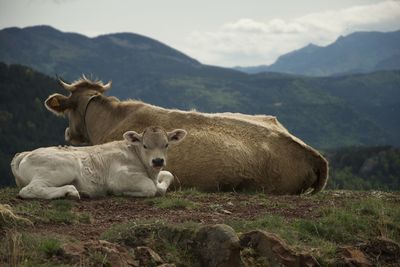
left=0, top=187, right=399, bottom=266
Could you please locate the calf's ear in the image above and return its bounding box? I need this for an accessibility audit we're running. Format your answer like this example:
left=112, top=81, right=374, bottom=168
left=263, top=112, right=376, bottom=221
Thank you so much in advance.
left=168, top=129, right=187, bottom=144
left=45, top=94, right=69, bottom=116
left=123, top=131, right=142, bottom=145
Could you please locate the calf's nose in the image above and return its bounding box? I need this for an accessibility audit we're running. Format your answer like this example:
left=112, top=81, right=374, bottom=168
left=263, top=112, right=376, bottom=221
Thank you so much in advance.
left=152, top=158, right=164, bottom=167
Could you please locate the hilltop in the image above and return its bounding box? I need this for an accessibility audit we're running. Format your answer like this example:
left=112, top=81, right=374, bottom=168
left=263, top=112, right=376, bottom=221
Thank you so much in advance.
left=1, top=188, right=399, bottom=266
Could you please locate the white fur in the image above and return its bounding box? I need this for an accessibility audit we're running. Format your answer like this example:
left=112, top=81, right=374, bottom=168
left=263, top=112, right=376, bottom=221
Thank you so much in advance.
left=10, top=129, right=182, bottom=199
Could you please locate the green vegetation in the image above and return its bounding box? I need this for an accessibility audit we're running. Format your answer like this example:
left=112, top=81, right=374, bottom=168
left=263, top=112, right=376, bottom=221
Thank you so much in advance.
left=39, top=238, right=62, bottom=257
left=100, top=192, right=400, bottom=266
left=0, top=231, right=70, bottom=267
left=0, top=187, right=399, bottom=266
left=0, top=204, right=32, bottom=229
left=226, top=195, right=400, bottom=265
left=14, top=199, right=90, bottom=225
left=101, top=221, right=199, bottom=266
left=326, top=146, right=400, bottom=190
left=0, top=63, right=66, bottom=186
left=89, top=251, right=110, bottom=267
left=145, top=197, right=196, bottom=210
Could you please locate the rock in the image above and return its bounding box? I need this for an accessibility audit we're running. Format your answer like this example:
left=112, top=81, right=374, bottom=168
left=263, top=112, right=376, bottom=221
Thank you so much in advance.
left=340, top=246, right=372, bottom=267
left=60, top=242, right=86, bottom=262
left=89, top=240, right=139, bottom=267
left=221, top=209, right=232, bottom=214
left=240, top=230, right=320, bottom=267
left=193, top=224, right=243, bottom=267
left=360, top=237, right=400, bottom=265
left=61, top=240, right=138, bottom=267
left=134, top=246, right=164, bottom=266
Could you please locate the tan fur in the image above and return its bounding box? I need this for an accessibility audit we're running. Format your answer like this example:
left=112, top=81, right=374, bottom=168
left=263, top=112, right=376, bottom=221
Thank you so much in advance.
left=46, top=77, right=329, bottom=194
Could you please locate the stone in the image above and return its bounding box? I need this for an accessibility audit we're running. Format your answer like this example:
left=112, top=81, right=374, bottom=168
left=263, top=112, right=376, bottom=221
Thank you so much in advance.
left=134, top=246, right=164, bottom=266
left=193, top=224, right=243, bottom=267
left=240, top=230, right=320, bottom=267
left=61, top=240, right=138, bottom=267
left=360, top=237, right=400, bottom=265
left=340, top=246, right=372, bottom=267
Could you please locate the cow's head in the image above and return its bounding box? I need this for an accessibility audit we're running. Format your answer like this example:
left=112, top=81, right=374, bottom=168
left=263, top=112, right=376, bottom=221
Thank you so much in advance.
left=123, top=126, right=187, bottom=171
left=45, top=76, right=112, bottom=145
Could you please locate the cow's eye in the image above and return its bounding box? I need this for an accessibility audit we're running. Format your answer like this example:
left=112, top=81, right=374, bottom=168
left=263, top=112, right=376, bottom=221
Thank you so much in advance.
left=143, top=145, right=148, bottom=149
left=165, top=144, right=169, bottom=148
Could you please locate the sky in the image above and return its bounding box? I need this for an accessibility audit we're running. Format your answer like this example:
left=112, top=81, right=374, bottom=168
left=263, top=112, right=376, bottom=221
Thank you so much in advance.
left=0, top=0, right=399, bottom=67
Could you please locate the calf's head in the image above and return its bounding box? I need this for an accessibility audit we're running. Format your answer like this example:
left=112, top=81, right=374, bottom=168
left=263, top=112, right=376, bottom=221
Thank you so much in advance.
left=123, top=126, right=187, bottom=171
left=44, top=76, right=112, bottom=145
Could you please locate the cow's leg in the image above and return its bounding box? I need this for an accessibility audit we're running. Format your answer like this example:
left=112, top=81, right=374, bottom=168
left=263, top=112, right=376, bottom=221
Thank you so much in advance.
left=19, top=181, right=80, bottom=199
left=121, top=176, right=157, bottom=197
left=156, top=171, right=174, bottom=196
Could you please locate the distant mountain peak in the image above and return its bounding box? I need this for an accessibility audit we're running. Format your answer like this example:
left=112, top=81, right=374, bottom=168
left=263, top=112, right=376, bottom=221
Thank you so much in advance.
left=304, top=43, right=319, bottom=49
left=236, top=29, right=400, bottom=76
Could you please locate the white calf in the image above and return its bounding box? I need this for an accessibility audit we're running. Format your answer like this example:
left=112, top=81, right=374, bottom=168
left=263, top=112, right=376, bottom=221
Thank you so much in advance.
left=11, top=126, right=187, bottom=199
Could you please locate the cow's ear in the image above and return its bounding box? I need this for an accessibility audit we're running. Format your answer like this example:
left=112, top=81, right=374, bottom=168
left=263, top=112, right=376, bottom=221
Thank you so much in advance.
left=123, top=131, right=142, bottom=145
left=45, top=94, right=69, bottom=116
left=167, top=129, right=187, bottom=145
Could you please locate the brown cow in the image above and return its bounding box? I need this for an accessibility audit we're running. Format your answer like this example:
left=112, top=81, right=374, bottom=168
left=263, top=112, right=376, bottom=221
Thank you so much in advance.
left=45, top=77, right=328, bottom=194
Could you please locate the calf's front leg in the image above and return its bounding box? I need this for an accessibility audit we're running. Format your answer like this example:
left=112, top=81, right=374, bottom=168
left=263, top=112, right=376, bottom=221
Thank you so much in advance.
left=156, top=171, right=174, bottom=196
left=120, top=176, right=158, bottom=197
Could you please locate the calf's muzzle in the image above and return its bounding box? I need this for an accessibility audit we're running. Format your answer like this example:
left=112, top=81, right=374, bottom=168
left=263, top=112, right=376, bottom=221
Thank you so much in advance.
left=152, top=158, right=165, bottom=167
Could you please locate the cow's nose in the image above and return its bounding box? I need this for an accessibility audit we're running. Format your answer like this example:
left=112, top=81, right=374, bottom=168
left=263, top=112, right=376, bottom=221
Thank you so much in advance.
left=152, top=158, right=164, bottom=167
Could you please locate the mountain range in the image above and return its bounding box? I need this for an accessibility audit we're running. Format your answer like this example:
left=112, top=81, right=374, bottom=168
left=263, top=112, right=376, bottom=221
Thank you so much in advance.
left=235, top=30, right=400, bottom=76
left=0, top=25, right=399, bottom=150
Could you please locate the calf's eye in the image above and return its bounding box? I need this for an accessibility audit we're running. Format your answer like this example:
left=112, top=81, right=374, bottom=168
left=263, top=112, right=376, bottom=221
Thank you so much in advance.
left=165, top=144, right=169, bottom=148
left=143, top=145, right=148, bottom=149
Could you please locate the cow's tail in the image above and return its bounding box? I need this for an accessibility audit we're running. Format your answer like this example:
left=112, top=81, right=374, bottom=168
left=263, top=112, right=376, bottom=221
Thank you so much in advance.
left=10, top=152, right=29, bottom=187
left=311, top=156, right=329, bottom=194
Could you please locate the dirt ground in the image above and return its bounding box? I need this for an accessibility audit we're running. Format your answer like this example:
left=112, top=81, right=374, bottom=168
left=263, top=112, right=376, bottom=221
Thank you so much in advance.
left=1, top=189, right=400, bottom=266
left=3, top=189, right=392, bottom=242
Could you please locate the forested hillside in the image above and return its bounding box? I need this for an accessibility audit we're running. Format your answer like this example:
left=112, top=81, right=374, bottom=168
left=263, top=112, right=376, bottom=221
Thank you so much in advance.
left=0, top=63, right=66, bottom=185
left=326, top=146, right=400, bottom=190
left=0, top=63, right=399, bottom=189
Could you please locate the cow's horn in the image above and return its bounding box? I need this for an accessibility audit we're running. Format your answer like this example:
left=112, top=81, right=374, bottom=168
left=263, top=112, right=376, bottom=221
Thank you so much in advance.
left=58, top=78, right=76, bottom=92
left=102, top=81, right=112, bottom=91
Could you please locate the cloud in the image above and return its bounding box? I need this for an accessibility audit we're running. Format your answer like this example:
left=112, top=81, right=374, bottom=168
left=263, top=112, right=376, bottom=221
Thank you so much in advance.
left=182, top=0, right=400, bottom=67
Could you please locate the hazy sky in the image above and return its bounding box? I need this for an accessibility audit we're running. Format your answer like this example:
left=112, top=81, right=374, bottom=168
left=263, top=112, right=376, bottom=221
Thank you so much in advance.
left=1, top=0, right=399, bottom=67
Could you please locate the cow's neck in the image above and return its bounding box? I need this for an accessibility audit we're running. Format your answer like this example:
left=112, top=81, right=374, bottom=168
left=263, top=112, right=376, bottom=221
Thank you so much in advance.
left=84, top=97, right=127, bottom=145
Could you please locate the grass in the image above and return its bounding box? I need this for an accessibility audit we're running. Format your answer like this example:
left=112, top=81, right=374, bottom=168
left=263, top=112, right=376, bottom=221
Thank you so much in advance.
left=14, top=199, right=91, bottom=225
left=0, top=231, right=71, bottom=267
left=0, top=187, right=399, bottom=266
left=38, top=238, right=62, bottom=257
left=0, top=187, right=19, bottom=202
left=89, top=251, right=110, bottom=267
left=225, top=194, right=400, bottom=265
left=101, top=220, right=199, bottom=267
left=100, top=221, right=158, bottom=245
left=0, top=204, right=32, bottom=229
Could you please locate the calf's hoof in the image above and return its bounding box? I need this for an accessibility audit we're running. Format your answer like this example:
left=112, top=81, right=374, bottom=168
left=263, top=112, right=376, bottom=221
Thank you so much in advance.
left=158, top=172, right=174, bottom=185
left=65, top=188, right=81, bottom=200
